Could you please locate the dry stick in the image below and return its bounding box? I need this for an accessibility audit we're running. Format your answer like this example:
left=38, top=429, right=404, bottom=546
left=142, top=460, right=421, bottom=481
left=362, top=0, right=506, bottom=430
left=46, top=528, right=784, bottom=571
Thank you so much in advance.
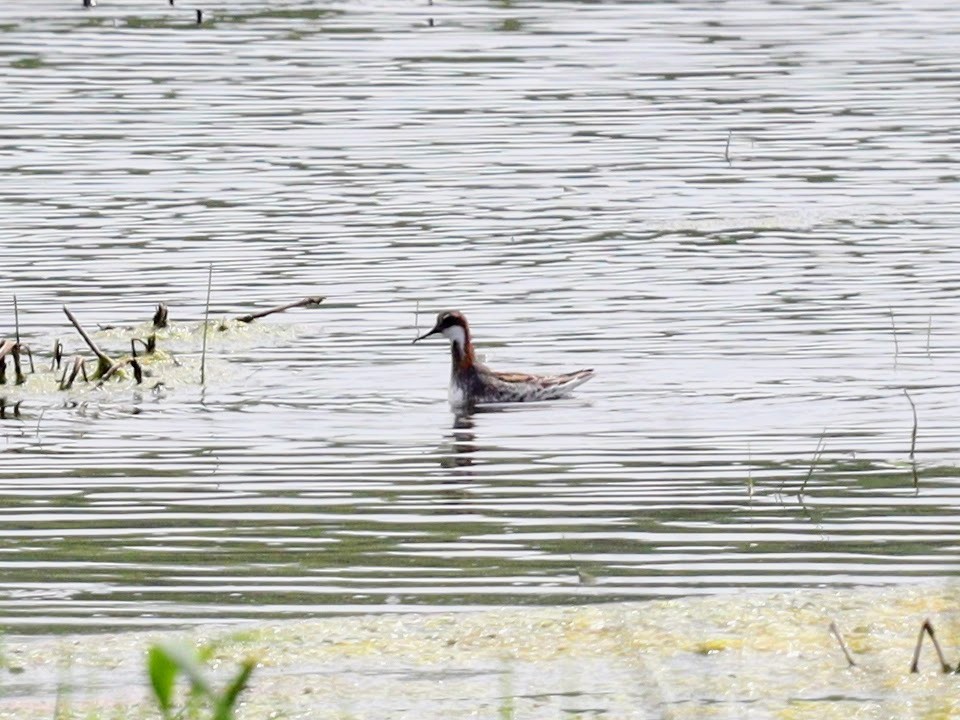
left=97, top=359, right=131, bottom=385
left=724, top=130, right=732, bottom=164
left=903, top=389, right=919, bottom=489
left=235, top=296, right=325, bottom=324
left=153, top=303, right=169, bottom=329
left=829, top=620, right=857, bottom=668
left=62, top=306, right=113, bottom=377
left=35, top=407, right=45, bottom=444
left=798, top=429, right=826, bottom=503
left=51, top=340, right=63, bottom=372
left=12, top=294, right=19, bottom=345
left=200, top=264, right=213, bottom=386
left=888, top=308, right=899, bottom=362
left=59, top=356, right=85, bottom=391
left=11, top=344, right=24, bottom=385
left=22, top=345, right=34, bottom=374
left=910, top=618, right=952, bottom=673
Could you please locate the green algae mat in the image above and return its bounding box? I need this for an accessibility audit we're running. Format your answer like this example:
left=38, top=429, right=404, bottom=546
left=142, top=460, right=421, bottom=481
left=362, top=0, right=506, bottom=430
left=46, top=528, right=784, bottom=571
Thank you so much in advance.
left=1, top=584, right=959, bottom=719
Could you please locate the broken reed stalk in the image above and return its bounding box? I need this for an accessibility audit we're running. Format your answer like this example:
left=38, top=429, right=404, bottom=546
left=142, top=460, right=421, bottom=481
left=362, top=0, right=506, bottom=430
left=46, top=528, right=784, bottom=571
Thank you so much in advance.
left=153, top=303, right=169, bottom=329
left=22, top=344, right=34, bottom=374
left=59, top=356, right=86, bottom=391
left=13, top=294, right=20, bottom=345
left=62, top=306, right=113, bottom=377
left=829, top=620, right=857, bottom=668
left=51, top=340, right=63, bottom=371
left=97, top=358, right=142, bottom=387
left=131, top=335, right=156, bottom=356
left=11, top=343, right=24, bottom=385
left=903, top=389, right=919, bottom=489
left=798, top=429, right=826, bottom=502
left=910, top=618, right=952, bottom=674
left=201, top=263, right=213, bottom=385
left=0, top=339, right=25, bottom=385
left=235, top=295, right=325, bottom=323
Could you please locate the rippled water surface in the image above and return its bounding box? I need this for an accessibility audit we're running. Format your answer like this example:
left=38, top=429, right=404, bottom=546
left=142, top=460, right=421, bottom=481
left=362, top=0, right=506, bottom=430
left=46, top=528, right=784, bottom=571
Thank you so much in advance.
left=1, top=0, right=960, bottom=630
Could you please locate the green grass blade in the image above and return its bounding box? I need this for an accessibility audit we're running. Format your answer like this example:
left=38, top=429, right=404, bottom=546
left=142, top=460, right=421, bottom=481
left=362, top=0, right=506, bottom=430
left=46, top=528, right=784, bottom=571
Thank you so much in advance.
left=213, top=659, right=256, bottom=720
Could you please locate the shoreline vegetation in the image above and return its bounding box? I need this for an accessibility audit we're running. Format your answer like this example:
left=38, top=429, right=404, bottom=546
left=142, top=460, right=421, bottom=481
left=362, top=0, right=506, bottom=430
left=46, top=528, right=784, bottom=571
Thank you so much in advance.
left=1, top=583, right=958, bottom=719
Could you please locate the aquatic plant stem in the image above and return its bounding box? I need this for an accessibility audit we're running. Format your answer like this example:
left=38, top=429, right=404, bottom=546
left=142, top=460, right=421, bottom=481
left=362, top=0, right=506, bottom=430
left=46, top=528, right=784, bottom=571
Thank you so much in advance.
left=235, top=296, right=324, bottom=323
left=910, top=619, right=951, bottom=673
left=903, top=389, right=919, bottom=489
left=888, top=308, right=899, bottom=363
left=797, top=429, right=826, bottom=503
left=828, top=621, right=857, bottom=668
left=13, top=294, right=19, bottom=345
left=201, top=263, right=212, bottom=386
left=63, top=306, right=113, bottom=377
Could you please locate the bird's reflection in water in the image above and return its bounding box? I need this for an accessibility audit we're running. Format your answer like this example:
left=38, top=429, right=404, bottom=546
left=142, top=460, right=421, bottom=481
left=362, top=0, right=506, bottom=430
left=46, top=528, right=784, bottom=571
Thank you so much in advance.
left=438, top=413, right=477, bottom=471
left=437, top=406, right=514, bottom=475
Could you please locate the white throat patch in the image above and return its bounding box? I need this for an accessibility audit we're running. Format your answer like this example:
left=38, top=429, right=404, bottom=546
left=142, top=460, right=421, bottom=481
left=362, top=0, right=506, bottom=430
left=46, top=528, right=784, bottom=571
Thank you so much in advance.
left=440, top=325, right=467, bottom=348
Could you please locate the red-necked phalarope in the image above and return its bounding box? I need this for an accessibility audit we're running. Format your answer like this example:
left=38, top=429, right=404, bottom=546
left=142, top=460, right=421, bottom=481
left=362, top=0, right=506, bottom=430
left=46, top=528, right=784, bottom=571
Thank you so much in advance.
left=413, top=310, right=594, bottom=407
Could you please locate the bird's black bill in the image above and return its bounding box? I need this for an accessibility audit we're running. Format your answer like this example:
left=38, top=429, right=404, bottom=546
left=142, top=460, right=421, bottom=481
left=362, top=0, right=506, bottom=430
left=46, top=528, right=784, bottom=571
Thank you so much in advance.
left=413, top=325, right=441, bottom=344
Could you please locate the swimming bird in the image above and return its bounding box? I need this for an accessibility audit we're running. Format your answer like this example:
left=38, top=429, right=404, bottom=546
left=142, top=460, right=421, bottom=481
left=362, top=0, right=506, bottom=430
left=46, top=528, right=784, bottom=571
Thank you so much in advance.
left=413, top=310, right=594, bottom=407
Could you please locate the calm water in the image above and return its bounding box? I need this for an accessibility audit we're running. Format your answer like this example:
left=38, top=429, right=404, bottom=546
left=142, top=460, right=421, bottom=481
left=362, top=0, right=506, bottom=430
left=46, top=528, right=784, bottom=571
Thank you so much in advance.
left=0, top=0, right=959, bottom=630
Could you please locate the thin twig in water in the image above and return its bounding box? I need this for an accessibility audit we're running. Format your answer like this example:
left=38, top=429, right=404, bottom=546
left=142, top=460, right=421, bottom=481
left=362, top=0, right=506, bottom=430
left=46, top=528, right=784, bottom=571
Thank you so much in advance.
left=724, top=130, right=732, bottom=164
left=13, top=295, right=20, bottom=345
left=926, top=315, right=932, bottom=358
left=910, top=618, right=952, bottom=673
left=35, top=407, right=45, bottom=446
left=829, top=621, right=857, bottom=668
left=903, top=389, right=919, bottom=489
left=888, top=308, right=899, bottom=362
left=414, top=300, right=421, bottom=341
left=201, top=263, right=213, bottom=386
left=62, top=306, right=113, bottom=376
left=51, top=340, right=63, bottom=372
left=235, top=296, right=324, bottom=323
left=798, top=429, right=826, bottom=503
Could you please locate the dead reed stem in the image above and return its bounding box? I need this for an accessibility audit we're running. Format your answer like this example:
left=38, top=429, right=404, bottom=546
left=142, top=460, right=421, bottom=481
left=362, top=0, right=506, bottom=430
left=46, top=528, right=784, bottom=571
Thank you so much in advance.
left=910, top=619, right=952, bottom=673
left=62, top=306, right=113, bottom=377
left=903, top=389, right=919, bottom=489
left=235, top=296, right=324, bottom=323
left=798, top=429, right=826, bottom=503
left=201, top=263, right=212, bottom=385
left=13, top=295, right=20, bottom=345
left=829, top=620, right=857, bottom=668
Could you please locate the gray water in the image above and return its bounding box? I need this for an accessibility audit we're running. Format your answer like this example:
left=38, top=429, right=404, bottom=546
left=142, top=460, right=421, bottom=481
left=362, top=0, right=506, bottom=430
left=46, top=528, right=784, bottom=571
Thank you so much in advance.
left=1, top=0, right=960, bottom=631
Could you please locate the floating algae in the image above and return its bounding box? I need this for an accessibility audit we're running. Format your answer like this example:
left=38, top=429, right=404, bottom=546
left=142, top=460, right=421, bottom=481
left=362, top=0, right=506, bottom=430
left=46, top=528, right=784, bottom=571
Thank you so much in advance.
left=0, top=297, right=324, bottom=403
left=1, top=584, right=958, bottom=719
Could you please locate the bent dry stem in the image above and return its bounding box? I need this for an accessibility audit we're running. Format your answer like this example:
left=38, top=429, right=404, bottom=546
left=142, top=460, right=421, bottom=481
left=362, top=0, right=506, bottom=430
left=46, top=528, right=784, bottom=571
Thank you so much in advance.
left=235, top=295, right=325, bottom=323
left=910, top=619, right=952, bottom=674
left=63, top=305, right=113, bottom=378
left=903, top=389, right=919, bottom=489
